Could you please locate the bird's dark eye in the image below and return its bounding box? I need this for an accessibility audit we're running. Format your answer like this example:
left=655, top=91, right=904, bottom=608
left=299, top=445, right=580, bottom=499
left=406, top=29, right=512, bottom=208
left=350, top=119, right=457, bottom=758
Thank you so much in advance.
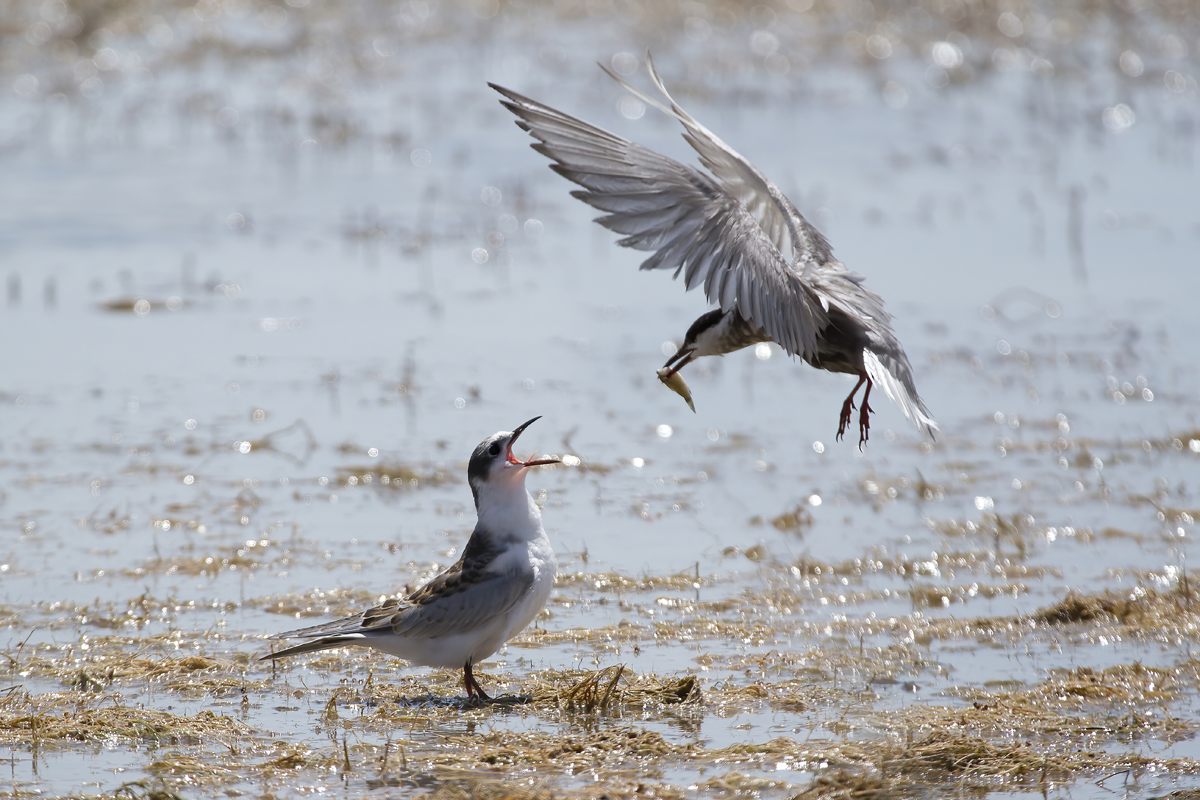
left=488, top=444, right=501, bottom=456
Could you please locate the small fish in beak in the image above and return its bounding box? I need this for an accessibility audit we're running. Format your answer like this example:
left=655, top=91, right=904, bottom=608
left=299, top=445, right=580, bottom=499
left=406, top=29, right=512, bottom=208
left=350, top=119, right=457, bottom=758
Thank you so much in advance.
left=656, top=367, right=696, bottom=412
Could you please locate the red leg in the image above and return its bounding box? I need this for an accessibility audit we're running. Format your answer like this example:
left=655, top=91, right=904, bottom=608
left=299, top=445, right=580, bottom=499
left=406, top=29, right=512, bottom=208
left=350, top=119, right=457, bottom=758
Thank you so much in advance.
left=837, top=373, right=868, bottom=442
left=463, top=661, right=491, bottom=702
left=857, top=378, right=874, bottom=449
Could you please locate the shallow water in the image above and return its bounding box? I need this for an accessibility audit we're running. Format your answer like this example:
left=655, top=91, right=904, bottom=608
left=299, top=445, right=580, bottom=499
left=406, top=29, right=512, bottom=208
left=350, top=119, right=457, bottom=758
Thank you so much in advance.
left=2, top=0, right=1200, bottom=796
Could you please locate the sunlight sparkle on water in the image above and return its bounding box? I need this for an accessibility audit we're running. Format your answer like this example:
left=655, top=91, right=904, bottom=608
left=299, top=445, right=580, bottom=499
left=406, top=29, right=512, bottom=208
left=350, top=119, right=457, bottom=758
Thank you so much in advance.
left=930, top=41, right=963, bottom=69
left=610, top=51, right=637, bottom=76
left=1103, top=104, right=1136, bottom=132
left=618, top=95, right=644, bottom=119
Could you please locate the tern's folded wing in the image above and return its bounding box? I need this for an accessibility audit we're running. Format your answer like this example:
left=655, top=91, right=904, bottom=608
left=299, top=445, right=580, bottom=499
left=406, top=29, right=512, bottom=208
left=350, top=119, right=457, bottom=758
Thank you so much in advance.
left=491, top=82, right=828, bottom=360
left=383, top=566, right=536, bottom=640
left=268, top=567, right=535, bottom=645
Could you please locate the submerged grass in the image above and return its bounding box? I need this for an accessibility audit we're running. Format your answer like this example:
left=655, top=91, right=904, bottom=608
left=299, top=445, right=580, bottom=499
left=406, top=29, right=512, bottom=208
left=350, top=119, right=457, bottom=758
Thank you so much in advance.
left=7, top=519, right=1200, bottom=799
left=532, top=665, right=700, bottom=712
left=5, top=579, right=1200, bottom=798
left=0, top=694, right=249, bottom=749
left=1034, top=587, right=1190, bottom=625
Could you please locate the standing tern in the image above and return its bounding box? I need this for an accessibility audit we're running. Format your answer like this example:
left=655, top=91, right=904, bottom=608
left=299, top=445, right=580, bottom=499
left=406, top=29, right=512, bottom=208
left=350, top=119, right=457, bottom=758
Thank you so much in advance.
left=262, top=417, right=559, bottom=701
left=491, top=56, right=936, bottom=446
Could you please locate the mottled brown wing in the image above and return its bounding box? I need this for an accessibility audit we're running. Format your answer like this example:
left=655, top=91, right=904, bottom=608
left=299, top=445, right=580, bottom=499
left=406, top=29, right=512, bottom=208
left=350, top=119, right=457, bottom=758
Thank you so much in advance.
left=267, top=559, right=534, bottom=643
left=382, top=564, right=535, bottom=640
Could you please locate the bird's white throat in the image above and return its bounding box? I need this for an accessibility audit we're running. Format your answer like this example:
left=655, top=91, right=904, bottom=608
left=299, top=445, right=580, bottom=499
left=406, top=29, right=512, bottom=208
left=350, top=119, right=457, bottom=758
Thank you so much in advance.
left=474, top=471, right=546, bottom=544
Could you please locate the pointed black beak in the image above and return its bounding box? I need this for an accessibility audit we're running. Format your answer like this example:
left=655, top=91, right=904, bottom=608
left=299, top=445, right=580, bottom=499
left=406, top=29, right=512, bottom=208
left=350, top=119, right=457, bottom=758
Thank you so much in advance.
left=510, top=416, right=541, bottom=440
left=507, top=416, right=559, bottom=467
left=661, top=345, right=696, bottom=377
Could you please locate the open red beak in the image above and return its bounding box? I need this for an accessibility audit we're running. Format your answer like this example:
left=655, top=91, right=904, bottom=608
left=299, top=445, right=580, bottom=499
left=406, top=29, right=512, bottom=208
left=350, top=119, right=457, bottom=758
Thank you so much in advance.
left=506, top=416, right=560, bottom=467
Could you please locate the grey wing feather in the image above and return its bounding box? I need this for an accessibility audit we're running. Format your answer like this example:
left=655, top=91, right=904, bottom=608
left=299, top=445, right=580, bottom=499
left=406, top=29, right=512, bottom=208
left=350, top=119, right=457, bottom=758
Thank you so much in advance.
left=260, top=570, right=535, bottom=660
left=260, top=602, right=402, bottom=661
left=267, top=612, right=383, bottom=641
left=260, top=635, right=363, bottom=660
left=612, top=52, right=834, bottom=269
left=385, top=568, right=534, bottom=640
left=490, top=82, right=828, bottom=360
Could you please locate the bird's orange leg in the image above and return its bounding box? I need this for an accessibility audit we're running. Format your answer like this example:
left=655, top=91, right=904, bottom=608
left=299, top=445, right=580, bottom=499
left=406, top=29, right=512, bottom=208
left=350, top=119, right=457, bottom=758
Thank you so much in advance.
left=837, top=373, right=869, bottom=442
left=857, top=378, right=874, bottom=449
left=463, top=661, right=491, bottom=702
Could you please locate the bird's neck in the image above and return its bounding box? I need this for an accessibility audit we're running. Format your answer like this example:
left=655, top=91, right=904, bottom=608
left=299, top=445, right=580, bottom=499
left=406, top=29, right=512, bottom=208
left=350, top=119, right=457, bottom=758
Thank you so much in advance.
left=474, top=481, right=543, bottom=544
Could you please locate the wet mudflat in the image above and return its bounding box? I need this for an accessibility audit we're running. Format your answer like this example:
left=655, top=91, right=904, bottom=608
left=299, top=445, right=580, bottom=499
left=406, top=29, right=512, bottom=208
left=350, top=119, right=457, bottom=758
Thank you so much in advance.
left=1, top=0, right=1199, bottom=797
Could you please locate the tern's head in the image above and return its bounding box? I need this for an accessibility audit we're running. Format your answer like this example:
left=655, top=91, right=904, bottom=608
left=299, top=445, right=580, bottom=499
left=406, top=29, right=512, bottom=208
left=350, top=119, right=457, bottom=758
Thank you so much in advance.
left=467, top=416, right=559, bottom=506
left=662, top=309, right=725, bottom=375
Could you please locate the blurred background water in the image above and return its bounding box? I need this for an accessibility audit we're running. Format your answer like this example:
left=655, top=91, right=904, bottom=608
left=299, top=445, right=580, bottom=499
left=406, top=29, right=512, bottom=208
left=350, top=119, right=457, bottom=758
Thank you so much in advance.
left=1, top=0, right=1199, bottom=796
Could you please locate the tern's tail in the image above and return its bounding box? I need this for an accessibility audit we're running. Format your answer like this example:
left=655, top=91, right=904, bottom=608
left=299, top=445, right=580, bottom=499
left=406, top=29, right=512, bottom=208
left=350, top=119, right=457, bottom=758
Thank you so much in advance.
left=863, top=349, right=938, bottom=439
left=259, top=634, right=365, bottom=661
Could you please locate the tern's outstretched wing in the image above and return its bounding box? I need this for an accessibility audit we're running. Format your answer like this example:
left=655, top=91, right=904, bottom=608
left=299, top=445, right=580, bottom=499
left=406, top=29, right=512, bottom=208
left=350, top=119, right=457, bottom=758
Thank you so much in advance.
left=490, top=81, right=829, bottom=360
left=610, top=52, right=833, bottom=271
